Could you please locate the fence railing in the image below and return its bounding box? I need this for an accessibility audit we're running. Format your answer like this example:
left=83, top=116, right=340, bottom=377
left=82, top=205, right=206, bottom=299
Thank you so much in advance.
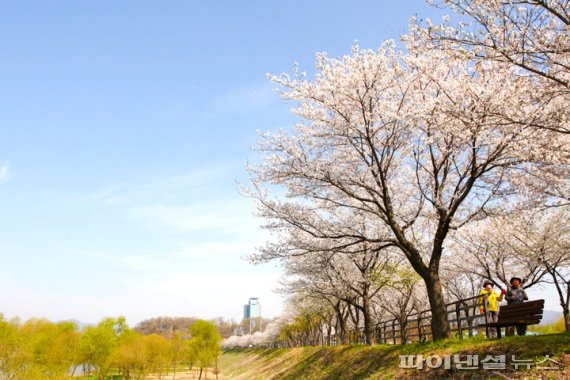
left=256, top=294, right=490, bottom=348
left=372, top=294, right=489, bottom=345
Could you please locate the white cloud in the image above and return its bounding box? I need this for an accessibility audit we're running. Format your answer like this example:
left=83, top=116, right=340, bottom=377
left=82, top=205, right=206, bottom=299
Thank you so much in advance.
left=153, top=80, right=278, bottom=120
left=82, top=166, right=263, bottom=239
left=170, top=241, right=255, bottom=258
left=132, top=199, right=257, bottom=235
left=62, top=247, right=282, bottom=323
left=47, top=167, right=281, bottom=324
left=211, top=81, right=278, bottom=113
left=70, top=240, right=257, bottom=274
left=83, top=166, right=229, bottom=205
left=0, top=163, right=11, bottom=182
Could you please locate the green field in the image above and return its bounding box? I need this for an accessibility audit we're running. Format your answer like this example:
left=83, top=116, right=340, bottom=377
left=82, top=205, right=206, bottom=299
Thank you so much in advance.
left=218, top=334, right=570, bottom=379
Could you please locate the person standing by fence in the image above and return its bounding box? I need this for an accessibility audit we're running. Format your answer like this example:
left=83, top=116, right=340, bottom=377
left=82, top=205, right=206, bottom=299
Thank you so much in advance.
left=505, top=276, right=529, bottom=336
left=478, top=280, right=505, bottom=338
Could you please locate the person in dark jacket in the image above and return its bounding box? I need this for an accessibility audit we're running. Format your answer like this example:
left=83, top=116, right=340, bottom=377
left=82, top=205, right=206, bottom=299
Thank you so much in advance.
left=505, top=276, right=529, bottom=336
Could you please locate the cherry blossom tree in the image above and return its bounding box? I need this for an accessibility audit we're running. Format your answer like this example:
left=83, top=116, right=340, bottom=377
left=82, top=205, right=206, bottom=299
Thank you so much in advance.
left=276, top=267, right=353, bottom=345
left=248, top=188, right=398, bottom=344
left=422, top=0, right=570, bottom=207
left=451, top=207, right=570, bottom=331
left=426, top=0, right=569, bottom=101
left=274, top=297, right=332, bottom=347
left=379, top=268, right=427, bottom=343
left=279, top=243, right=400, bottom=345
left=249, top=35, right=565, bottom=339
left=509, top=207, right=570, bottom=331
left=449, top=217, right=550, bottom=290
left=441, top=265, right=481, bottom=301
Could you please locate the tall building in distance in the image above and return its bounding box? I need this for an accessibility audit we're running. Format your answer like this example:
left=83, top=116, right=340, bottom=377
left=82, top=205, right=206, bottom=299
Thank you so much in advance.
left=243, top=297, right=261, bottom=334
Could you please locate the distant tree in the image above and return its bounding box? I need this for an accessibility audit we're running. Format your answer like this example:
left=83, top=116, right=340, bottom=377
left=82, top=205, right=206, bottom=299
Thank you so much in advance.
left=0, top=317, right=82, bottom=379
left=187, top=320, right=222, bottom=380
left=0, top=316, right=27, bottom=379
left=168, top=333, right=188, bottom=379
left=79, top=316, right=129, bottom=380
left=143, top=334, right=170, bottom=379
left=21, top=319, right=81, bottom=379
left=108, top=330, right=146, bottom=380
left=210, top=317, right=241, bottom=339
left=134, top=316, right=197, bottom=338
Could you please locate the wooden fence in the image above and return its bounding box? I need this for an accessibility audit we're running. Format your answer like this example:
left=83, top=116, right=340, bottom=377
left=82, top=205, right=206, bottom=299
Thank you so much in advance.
left=372, top=294, right=489, bottom=345
left=262, top=294, right=492, bottom=348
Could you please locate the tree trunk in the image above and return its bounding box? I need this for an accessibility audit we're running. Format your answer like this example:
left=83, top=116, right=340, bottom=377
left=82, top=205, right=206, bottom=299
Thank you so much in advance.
left=198, top=367, right=203, bottom=380
left=362, top=291, right=373, bottom=345
left=335, top=307, right=348, bottom=344
left=424, top=270, right=451, bottom=340
left=553, top=278, right=570, bottom=333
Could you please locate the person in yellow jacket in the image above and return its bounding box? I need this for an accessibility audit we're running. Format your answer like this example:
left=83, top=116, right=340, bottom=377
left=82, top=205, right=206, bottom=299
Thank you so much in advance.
left=478, top=280, right=505, bottom=338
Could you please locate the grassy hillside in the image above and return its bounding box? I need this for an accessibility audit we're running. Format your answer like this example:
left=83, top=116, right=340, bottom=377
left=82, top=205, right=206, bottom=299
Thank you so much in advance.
left=218, top=333, right=570, bottom=379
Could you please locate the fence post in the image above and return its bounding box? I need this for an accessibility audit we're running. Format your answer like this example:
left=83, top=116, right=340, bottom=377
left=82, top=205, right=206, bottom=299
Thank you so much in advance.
left=375, top=324, right=378, bottom=344
left=466, top=301, right=474, bottom=337
left=417, top=313, right=423, bottom=343
left=483, top=293, right=491, bottom=338
left=455, top=302, right=463, bottom=339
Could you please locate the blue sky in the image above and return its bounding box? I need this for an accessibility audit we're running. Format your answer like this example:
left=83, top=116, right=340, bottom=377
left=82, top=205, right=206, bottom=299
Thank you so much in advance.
left=6, top=1, right=555, bottom=326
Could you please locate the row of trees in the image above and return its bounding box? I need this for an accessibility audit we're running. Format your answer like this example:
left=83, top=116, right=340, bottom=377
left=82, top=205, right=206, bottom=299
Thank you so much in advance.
left=134, top=316, right=250, bottom=340
left=221, top=320, right=281, bottom=348
left=258, top=206, right=569, bottom=347
left=275, top=248, right=426, bottom=345
left=0, top=315, right=221, bottom=380
left=246, top=0, right=569, bottom=341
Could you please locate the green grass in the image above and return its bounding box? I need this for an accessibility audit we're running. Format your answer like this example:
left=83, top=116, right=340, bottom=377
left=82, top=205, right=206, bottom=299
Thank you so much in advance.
left=218, top=333, right=570, bottom=379
left=529, top=316, right=567, bottom=335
